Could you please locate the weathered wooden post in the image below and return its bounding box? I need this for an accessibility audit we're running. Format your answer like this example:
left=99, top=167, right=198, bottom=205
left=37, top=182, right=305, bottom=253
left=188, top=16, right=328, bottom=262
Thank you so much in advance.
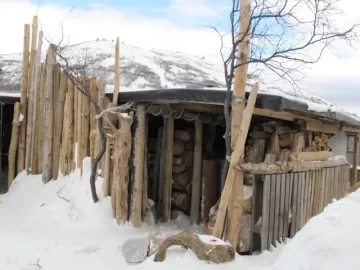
left=190, top=119, right=203, bottom=225
left=8, top=103, right=21, bottom=186
left=42, top=44, right=56, bottom=183
left=52, top=72, right=67, bottom=179
left=163, top=116, right=174, bottom=222
left=25, top=16, right=38, bottom=173
left=132, top=105, right=146, bottom=227
left=17, top=24, right=30, bottom=175
left=351, top=134, right=360, bottom=186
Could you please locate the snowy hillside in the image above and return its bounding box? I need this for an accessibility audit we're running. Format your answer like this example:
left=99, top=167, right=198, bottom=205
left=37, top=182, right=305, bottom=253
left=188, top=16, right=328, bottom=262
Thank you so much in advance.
left=0, top=40, right=225, bottom=92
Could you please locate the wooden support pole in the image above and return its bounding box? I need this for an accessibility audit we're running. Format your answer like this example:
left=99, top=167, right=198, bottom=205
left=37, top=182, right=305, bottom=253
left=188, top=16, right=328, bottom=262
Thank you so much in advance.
left=76, top=89, right=83, bottom=169
left=42, top=44, right=56, bottom=183
left=163, top=117, right=174, bottom=222
left=190, top=119, right=203, bottom=225
left=82, top=86, right=90, bottom=160
left=61, top=80, right=74, bottom=176
left=219, top=0, right=251, bottom=248
left=103, top=139, right=111, bottom=197
left=89, top=77, right=98, bottom=132
left=132, top=105, right=146, bottom=227
left=142, top=117, right=149, bottom=224
left=112, top=114, right=133, bottom=224
left=25, top=16, right=38, bottom=173
left=113, top=37, right=120, bottom=106
left=17, top=24, right=30, bottom=175
left=52, top=72, right=67, bottom=179
left=351, top=134, right=360, bottom=186
left=8, top=102, right=21, bottom=186
left=30, top=30, right=43, bottom=173
left=37, top=64, right=46, bottom=174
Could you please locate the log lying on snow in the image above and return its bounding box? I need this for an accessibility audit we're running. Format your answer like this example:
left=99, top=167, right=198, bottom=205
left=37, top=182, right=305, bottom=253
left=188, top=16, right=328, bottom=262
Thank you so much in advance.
left=154, top=231, right=235, bottom=263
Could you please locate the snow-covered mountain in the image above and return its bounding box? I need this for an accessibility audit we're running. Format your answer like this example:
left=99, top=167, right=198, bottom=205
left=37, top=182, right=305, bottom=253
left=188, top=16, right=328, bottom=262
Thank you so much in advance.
left=0, top=40, right=225, bottom=93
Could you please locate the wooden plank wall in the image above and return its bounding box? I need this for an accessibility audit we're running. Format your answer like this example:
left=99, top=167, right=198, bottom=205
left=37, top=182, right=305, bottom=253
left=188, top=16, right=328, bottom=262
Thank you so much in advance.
left=252, top=165, right=349, bottom=252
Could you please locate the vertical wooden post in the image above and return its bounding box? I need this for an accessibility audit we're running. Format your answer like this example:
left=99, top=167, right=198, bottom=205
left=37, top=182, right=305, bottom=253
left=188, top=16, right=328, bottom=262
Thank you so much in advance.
left=30, top=30, right=43, bottom=173
left=25, top=16, right=38, bottom=173
left=113, top=37, right=120, bottom=106
left=103, top=139, right=111, bottom=197
left=190, top=119, right=203, bottom=225
left=61, top=80, right=74, bottom=175
left=17, top=24, right=30, bottom=175
left=82, top=85, right=90, bottom=159
left=42, top=44, right=56, bottom=183
left=112, top=114, right=133, bottom=224
left=163, top=116, right=174, bottom=222
left=142, top=117, right=149, bottom=223
left=132, top=105, right=146, bottom=227
left=351, top=134, right=360, bottom=186
left=37, top=64, right=46, bottom=174
left=8, top=103, right=21, bottom=186
left=76, top=90, right=83, bottom=169
left=52, top=72, right=67, bottom=179
left=222, top=0, right=251, bottom=247
left=89, top=77, right=98, bottom=132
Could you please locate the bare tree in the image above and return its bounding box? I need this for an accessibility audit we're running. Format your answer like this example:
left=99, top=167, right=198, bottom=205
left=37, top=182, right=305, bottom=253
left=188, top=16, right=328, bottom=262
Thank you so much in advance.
left=215, top=0, right=358, bottom=186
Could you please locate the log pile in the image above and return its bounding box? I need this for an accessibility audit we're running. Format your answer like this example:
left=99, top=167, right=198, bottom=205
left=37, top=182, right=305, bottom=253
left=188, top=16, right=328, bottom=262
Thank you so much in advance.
left=171, top=129, right=194, bottom=215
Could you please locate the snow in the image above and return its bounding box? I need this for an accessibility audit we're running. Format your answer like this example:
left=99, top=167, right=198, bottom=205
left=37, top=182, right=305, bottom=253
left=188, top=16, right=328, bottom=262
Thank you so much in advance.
left=197, top=235, right=230, bottom=246
left=1, top=156, right=360, bottom=269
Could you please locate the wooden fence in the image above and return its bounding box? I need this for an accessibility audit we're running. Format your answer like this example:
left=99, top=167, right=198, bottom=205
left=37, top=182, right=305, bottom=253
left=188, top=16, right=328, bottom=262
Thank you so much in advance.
left=250, top=164, right=350, bottom=252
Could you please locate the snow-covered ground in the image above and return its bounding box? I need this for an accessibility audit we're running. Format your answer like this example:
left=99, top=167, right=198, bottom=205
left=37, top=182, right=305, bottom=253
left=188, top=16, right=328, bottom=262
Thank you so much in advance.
left=1, top=158, right=360, bottom=270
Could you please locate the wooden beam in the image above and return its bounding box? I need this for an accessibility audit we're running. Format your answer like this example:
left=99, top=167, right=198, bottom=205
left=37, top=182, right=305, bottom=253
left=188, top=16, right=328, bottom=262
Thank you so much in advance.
left=341, top=126, right=360, bottom=133
left=352, top=134, right=359, bottom=186
left=253, top=108, right=295, bottom=121
left=163, top=116, right=174, bottom=222
left=190, top=119, right=203, bottom=225
left=305, top=121, right=340, bottom=134
left=179, top=103, right=224, bottom=114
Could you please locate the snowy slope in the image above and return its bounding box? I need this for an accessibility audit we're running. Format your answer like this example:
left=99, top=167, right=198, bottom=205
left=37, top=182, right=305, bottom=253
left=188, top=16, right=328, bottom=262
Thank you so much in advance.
left=1, top=157, right=360, bottom=269
left=0, top=40, right=224, bottom=93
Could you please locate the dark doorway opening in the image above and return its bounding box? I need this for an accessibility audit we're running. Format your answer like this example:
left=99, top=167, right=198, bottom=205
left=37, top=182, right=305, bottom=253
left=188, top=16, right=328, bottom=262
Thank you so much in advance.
left=1, top=103, right=14, bottom=194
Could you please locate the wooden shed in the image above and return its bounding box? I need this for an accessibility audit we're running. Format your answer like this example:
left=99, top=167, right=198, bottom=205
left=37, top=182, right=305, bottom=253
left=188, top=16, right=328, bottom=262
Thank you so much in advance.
left=106, top=87, right=360, bottom=253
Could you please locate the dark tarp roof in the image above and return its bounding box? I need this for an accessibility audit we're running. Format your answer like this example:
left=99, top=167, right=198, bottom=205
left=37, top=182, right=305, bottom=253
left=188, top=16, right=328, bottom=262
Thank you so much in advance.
left=2, top=88, right=360, bottom=127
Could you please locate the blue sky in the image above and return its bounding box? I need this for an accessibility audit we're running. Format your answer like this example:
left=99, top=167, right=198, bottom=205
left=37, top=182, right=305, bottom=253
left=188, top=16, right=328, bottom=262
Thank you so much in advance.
left=30, top=0, right=229, bottom=29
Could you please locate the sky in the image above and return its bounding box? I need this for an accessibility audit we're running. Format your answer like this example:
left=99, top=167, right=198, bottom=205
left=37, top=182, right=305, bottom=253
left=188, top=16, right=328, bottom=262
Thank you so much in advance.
left=0, top=0, right=360, bottom=116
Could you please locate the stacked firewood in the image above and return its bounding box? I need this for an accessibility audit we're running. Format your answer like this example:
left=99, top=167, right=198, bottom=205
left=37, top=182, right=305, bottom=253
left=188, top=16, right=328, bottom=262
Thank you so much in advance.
left=171, top=129, right=195, bottom=215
